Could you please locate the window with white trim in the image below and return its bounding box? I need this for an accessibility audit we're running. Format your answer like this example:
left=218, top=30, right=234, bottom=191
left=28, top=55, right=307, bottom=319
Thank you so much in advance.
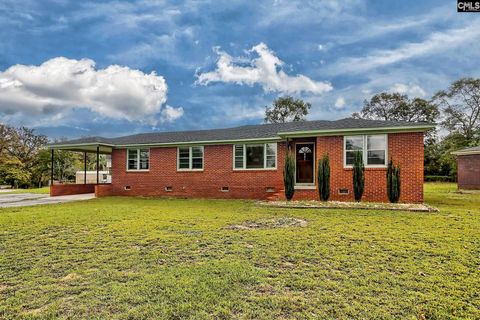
left=233, top=143, right=277, bottom=169
left=178, top=146, right=204, bottom=170
left=344, top=135, right=387, bottom=167
left=127, top=149, right=149, bottom=170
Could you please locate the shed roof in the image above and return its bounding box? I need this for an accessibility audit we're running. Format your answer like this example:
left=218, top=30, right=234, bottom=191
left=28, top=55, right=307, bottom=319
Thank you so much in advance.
left=451, top=146, right=480, bottom=155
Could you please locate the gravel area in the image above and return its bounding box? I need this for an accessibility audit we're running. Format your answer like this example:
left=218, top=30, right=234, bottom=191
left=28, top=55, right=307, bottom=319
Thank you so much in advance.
left=258, top=200, right=438, bottom=212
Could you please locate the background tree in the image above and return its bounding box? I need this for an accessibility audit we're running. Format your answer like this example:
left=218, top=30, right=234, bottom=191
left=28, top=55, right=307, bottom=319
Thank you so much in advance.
left=426, top=78, right=480, bottom=180
left=353, top=91, right=445, bottom=179
left=265, top=96, right=311, bottom=123
left=433, top=78, right=480, bottom=142
left=0, top=157, right=31, bottom=188
left=0, top=124, right=15, bottom=157
left=353, top=92, right=439, bottom=123
left=6, top=127, right=48, bottom=173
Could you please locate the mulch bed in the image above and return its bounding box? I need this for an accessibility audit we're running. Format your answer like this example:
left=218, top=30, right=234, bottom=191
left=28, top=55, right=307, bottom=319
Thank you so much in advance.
left=257, top=200, right=438, bottom=212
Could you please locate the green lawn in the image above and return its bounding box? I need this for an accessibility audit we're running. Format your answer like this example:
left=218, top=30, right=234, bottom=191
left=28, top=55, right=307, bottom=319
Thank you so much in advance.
left=0, top=183, right=479, bottom=319
left=1, top=187, right=50, bottom=194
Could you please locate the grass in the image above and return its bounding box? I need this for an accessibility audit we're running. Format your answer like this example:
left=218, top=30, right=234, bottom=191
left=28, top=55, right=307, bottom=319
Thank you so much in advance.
left=0, top=183, right=479, bottom=319
left=1, top=187, right=50, bottom=194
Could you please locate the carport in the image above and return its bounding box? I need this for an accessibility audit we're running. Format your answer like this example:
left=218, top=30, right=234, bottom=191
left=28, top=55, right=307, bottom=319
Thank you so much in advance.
left=47, top=140, right=113, bottom=197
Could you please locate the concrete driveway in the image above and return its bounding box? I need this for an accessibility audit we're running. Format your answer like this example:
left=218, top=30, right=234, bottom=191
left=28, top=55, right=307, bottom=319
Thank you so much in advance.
left=0, top=193, right=95, bottom=208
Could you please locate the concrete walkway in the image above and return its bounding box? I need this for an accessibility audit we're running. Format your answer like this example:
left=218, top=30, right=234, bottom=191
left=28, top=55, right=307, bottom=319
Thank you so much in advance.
left=0, top=193, right=95, bottom=208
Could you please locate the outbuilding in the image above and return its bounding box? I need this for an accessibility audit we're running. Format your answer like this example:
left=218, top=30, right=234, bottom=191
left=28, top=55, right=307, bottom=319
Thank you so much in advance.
left=452, top=146, right=480, bottom=189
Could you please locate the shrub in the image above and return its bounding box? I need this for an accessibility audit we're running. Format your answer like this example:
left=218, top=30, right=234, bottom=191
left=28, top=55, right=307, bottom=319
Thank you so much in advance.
left=353, top=151, right=364, bottom=202
left=387, top=159, right=401, bottom=203
left=283, top=150, right=295, bottom=201
left=424, top=175, right=455, bottom=182
left=317, top=154, right=330, bottom=201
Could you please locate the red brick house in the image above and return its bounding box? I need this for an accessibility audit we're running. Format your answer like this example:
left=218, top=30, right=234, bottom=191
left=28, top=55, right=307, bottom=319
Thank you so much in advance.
left=48, top=118, right=433, bottom=203
left=452, top=146, right=480, bottom=189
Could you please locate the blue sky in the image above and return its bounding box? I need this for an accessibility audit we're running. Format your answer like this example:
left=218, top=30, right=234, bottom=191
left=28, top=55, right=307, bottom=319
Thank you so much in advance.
left=0, top=0, right=479, bottom=139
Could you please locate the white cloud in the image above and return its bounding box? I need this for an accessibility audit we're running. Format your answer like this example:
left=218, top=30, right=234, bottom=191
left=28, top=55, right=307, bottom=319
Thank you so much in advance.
left=327, top=20, right=480, bottom=74
left=0, top=57, right=177, bottom=125
left=108, top=27, right=197, bottom=69
left=161, top=105, right=184, bottom=122
left=258, top=0, right=365, bottom=26
left=390, top=83, right=426, bottom=97
left=196, top=42, right=332, bottom=95
left=334, top=96, right=346, bottom=109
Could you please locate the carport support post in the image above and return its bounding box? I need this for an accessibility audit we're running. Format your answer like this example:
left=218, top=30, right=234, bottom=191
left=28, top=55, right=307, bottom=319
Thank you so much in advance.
left=50, top=149, right=54, bottom=186
left=96, top=146, right=99, bottom=185
left=84, top=151, right=87, bottom=185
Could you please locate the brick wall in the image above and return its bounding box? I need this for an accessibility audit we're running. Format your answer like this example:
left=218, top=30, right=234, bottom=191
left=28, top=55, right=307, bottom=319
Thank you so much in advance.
left=108, top=143, right=286, bottom=200
left=315, top=132, right=424, bottom=203
left=95, top=184, right=115, bottom=197
left=457, top=154, right=480, bottom=189
left=50, top=184, right=95, bottom=196
left=105, top=132, right=425, bottom=203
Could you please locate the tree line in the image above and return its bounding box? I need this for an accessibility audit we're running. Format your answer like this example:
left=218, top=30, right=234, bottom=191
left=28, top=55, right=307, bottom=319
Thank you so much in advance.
left=0, top=126, right=106, bottom=188
left=265, top=77, right=480, bottom=180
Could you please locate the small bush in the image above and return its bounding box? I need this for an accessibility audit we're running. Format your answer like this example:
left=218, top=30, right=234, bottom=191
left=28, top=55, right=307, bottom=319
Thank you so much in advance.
left=353, top=151, right=364, bottom=202
left=317, top=154, right=330, bottom=201
left=387, top=159, right=401, bottom=203
left=283, top=150, right=295, bottom=201
left=424, top=175, right=455, bottom=182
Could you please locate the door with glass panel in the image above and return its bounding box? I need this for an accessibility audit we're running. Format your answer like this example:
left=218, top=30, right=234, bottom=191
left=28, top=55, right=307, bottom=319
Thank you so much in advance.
left=295, top=143, right=314, bottom=184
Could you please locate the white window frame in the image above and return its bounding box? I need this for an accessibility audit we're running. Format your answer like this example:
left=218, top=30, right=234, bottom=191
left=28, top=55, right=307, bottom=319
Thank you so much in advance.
left=177, top=146, right=204, bottom=171
left=232, top=143, right=277, bottom=170
left=126, top=148, right=150, bottom=172
left=343, top=134, right=388, bottom=168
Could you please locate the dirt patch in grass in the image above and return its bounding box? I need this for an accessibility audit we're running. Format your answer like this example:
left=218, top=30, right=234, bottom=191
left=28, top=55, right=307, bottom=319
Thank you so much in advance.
left=454, top=189, right=480, bottom=194
left=61, top=273, right=81, bottom=282
left=226, top=217, right=308, bottom=230
left=22, top=305, right=48, bottom=316
left=258, top=200, right=438, bottom=212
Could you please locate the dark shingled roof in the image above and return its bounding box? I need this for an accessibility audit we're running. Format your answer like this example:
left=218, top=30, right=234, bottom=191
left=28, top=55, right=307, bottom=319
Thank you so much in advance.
left=49, top=118, right=434, bottom=147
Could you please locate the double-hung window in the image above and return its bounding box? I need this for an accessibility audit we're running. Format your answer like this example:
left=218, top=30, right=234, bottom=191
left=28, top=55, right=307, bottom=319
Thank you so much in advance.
left=233, top=143, right=277, bottom=170
left=127, top=149, right=149, bottom=171
left=344, top=135, right=387, bottom=167
left=178, top=146, right=204, bottom=170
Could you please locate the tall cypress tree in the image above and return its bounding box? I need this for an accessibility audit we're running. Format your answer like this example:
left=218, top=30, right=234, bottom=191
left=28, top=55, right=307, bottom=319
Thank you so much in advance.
left=283, top=149, right=295, bottom=201
left=353, top=151, right=365, bottom=202
left=387, top=159, right=401, bottom=203
left=317, top=154, right=330, bottom=201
